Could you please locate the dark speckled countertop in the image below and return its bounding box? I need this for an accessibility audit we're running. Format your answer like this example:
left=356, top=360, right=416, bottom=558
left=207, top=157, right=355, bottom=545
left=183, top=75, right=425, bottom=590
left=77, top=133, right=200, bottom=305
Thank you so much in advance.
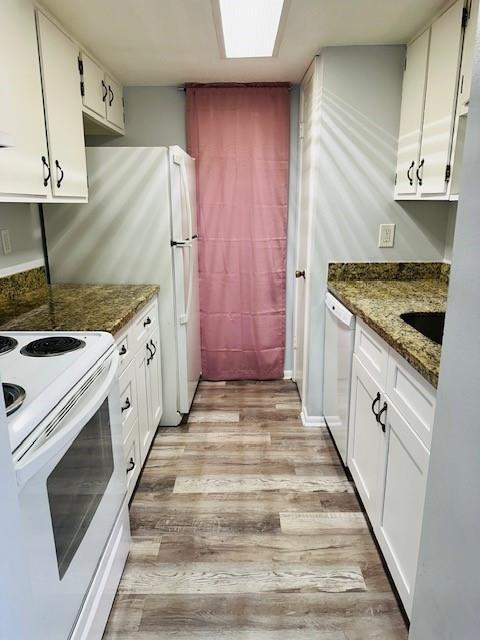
left=327, top=262, right=449, bottom=389
left=0, top=268, right=159, bottom=336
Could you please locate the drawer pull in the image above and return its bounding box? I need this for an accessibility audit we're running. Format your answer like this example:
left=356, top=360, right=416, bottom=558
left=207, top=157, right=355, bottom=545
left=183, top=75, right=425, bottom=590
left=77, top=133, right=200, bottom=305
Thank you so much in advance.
left=126, top=457, right=135, bottom=474
left=371, top=392, right=381, bottom=419
left=121, top=397, right=131, bottom=413
left=119, top=344, right=127, bottom=356
left=143, top=317, right=152, bottom=327
left=377, top=402, right=388, bottom=433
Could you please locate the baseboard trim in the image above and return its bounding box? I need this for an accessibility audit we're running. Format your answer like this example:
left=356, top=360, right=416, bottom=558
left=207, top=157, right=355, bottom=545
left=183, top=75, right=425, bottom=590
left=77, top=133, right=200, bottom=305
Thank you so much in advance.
left=300, top=407, right=326, bottom=428
left=283, top=370, right=293, bottom=380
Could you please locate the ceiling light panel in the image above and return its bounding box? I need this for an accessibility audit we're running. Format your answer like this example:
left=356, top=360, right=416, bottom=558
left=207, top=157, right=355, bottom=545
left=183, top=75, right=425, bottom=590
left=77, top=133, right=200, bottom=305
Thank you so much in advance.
left=219, top=0, right=285, bottom=58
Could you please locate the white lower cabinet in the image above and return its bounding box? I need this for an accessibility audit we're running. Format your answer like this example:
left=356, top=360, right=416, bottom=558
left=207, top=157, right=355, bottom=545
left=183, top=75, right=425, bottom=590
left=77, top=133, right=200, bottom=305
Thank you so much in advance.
left=347, top=321, right=436, bottom=617
left=115, top=295, right=163, bottom=500
left=348, top=356, right=385, bottom=520
left=377, top=401, right=430, bottom=615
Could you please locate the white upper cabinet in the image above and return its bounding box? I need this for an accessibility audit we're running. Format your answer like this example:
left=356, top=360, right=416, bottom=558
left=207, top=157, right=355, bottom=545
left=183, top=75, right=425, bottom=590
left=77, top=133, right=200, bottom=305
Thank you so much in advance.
left=419, top=0, right=465, bottom=196
left=0, top=0, right=50, bottom=201
left=81, top=55, right=125, bottom=134
left=105, top=75, right=124, bottom=130
left=395, top=0, right=469, bottom=200
left=81, top=53, right=107, bottom=119
left=36, top=11, right=88, bottom=200
left=395, top=30, right=430, bottom=197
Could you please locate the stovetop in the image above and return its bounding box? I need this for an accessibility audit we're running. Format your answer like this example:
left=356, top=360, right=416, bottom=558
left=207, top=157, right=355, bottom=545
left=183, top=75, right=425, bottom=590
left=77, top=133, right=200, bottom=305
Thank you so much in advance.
left=0, top=331, right=115, bottom=452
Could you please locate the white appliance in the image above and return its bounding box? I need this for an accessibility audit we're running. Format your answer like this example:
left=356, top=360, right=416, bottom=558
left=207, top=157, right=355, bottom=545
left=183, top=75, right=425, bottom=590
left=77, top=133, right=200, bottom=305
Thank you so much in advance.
left=2, top=331, right=129, bottom=640
left=323, top=292, right=355, bottom=466
left=43, top=146, right=201, bottom=426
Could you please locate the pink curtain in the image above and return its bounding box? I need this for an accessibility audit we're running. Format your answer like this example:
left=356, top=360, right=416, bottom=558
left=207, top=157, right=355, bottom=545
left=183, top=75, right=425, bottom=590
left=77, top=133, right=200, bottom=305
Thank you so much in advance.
left=187, top=84, right=289, bottom=380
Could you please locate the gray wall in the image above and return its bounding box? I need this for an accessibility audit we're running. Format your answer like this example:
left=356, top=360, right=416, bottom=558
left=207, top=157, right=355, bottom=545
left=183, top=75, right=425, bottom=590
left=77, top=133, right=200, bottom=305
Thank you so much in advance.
left=0, top=203, right=43, bottom=274
left=87, top=84, right=301, bottom=374
left=86, top=86, right=187, bottom=149
left=304, top=46, right=451, bottom=418
left=409, top=22, right=480, bottom=638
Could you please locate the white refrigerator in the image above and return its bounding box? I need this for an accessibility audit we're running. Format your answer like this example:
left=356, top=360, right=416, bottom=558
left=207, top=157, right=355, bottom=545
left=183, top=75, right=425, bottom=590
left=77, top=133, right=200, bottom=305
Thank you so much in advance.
left=44, top=146, right=201, bottom=426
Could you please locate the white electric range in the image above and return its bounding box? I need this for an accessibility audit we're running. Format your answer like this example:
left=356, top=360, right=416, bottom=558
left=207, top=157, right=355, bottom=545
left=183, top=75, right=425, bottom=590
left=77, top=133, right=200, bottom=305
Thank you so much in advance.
left=0, top=331, right=130, bottom=640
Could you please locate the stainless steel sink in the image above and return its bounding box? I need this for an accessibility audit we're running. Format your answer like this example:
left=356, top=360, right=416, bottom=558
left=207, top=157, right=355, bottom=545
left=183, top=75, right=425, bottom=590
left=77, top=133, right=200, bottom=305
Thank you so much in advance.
left=400, top=312, right=445, bottom=346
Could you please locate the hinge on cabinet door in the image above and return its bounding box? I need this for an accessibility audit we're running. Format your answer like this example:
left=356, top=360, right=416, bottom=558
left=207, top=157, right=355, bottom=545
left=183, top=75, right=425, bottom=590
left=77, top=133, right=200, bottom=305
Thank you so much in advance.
left=123, top=97, right=126, bottom=124
left=445, top=164, right=451, bottom=182
left=394, top=173, right=397, bottom=185
left=80, top=81, right=85, bottom=97
left=462, top=6, right=469, bottom=27
left=78, top=58, right=84, bottom=75
left=299, top=122, right=304, bottom=139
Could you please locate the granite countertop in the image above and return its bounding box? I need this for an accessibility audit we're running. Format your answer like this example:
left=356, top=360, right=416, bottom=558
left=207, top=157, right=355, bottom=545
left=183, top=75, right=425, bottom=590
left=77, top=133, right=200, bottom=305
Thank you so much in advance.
left=327, top=263, right=449, bottom=389
left=0, top=276, right=159, bottom=336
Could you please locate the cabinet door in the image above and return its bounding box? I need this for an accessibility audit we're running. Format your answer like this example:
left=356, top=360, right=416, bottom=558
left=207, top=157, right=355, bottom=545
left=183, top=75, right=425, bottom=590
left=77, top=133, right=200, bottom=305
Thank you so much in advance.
left=457, top=0, right=479, bottom=111
left=394, top=29, right=430, bottom=197
left=36, top=11, right=88, bottom=199
left=347, top=355, right=386, bottom=521
left=135, top=342, right=151, bottom=465
left=419, top=0, right=465, bottom=196
left=147, top=328, right=163, bottom=433
left=81, top=53, right=107, bottom=119
left=105, top=75, right=124, bottom=130
left=376, top=401, right=430, bottom=616
left=0, top=0, right=49, bottom=200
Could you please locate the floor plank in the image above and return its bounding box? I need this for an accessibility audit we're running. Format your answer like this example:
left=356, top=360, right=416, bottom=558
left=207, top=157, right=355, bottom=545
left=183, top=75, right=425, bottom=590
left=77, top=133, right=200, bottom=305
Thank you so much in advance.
left=103, top=380, right=407, bottom=639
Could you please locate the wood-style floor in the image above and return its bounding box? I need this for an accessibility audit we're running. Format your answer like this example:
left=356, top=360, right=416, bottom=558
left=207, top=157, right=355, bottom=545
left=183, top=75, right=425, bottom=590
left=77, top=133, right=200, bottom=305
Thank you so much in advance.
left=103, top=380, right=408, bottom=640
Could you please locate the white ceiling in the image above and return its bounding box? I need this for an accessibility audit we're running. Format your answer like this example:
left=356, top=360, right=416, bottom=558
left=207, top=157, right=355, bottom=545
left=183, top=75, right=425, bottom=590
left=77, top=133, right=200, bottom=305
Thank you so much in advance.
left=40, top=0, right=448, bottom=85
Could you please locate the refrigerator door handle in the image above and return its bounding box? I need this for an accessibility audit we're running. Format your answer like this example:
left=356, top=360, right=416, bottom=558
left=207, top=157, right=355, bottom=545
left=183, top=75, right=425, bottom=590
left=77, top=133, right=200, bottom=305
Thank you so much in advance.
left=175, top=241, right=194, bottom=326
left=179, top=158, right=193, bottom=242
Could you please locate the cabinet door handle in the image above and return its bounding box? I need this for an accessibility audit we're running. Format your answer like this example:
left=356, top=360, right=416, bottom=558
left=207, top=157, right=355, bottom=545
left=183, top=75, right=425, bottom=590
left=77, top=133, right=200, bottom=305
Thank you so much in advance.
left=150, top=339, right=157, bottom=357
left=407, top=161, right=414, bottom=186
left=146, top=342, right=153, bottom=365
left=371, top=392, right=381, bottom=418
left=108, top=85, right=114, bottom=106
left=126, top=457, right=135, bottom=474
left=55, top=160, right=64, bottom=188
left=143, top=317, right=152, bottom=327
left=377, top=402, right=387, bottom=433
left=121, top=397, right=131, bottom=413
left=119, top=344, right=127, bottom=356
left=102, top=80, right=108, bottom=102
left=416, top=158, right=424, bottom=187
left=41, top=156, right=51, bottom=187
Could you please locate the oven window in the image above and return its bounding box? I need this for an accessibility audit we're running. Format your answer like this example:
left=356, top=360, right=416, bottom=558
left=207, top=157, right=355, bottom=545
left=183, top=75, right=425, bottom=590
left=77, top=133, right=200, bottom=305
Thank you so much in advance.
left=47, top=398, right=114, bottom=580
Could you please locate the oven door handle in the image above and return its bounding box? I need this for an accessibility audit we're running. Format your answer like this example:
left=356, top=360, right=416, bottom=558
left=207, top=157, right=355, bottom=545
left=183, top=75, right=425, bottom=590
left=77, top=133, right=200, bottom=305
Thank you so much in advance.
left=14, top=350, right=119, bottom=489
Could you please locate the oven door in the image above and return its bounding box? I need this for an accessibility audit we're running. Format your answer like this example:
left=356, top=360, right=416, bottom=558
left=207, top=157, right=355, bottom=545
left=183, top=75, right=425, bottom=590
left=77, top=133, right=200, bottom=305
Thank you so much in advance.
left=14, top=348, right=126, bottom=640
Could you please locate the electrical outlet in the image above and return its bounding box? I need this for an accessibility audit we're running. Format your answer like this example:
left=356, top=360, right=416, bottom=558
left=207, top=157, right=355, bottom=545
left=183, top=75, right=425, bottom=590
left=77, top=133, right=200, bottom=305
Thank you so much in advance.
left=1, top=229, right=12, bottom=255
left=378, top=223, right=395, bottom=248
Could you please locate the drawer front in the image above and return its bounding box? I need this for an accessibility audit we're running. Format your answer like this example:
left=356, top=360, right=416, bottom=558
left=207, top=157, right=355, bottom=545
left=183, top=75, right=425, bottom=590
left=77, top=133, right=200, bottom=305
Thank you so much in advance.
left=119, top=360, right=138, bottom=442
left=354, top=319, right=389, bottom=389
left=386, top=348, right=436, bottom=450
left=133, top=299, right=159, bottom=349
left=124, top=426, right=141, bottom=502
left=116, top=328, right=133, bottom=375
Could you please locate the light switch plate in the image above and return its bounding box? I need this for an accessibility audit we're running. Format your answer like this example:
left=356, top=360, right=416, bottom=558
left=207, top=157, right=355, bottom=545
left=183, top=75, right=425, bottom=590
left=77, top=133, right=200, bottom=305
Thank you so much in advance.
left=1, top=229, right=12, bottom=255
left=378, top=223, right=395, bottom=248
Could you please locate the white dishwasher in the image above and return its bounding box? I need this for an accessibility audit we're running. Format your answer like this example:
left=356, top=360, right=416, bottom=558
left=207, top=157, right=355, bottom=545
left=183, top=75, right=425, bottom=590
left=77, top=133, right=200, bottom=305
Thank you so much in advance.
left=323, top=291, right=355, bottom=466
